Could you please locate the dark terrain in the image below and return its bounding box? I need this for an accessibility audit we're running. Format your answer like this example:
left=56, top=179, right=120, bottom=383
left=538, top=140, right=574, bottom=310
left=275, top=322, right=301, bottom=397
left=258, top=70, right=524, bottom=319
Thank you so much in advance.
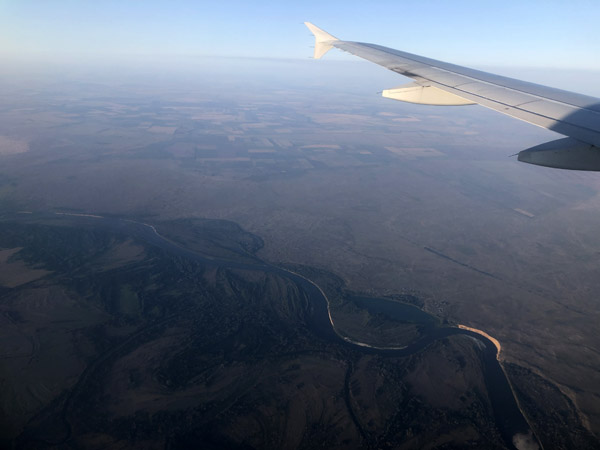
left=0, top=214, right=594, bottom=449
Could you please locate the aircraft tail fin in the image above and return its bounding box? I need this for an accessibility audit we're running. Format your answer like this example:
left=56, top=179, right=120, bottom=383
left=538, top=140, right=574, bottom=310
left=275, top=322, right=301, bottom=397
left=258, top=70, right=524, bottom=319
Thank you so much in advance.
left=304, top=22, right=338, bottom=59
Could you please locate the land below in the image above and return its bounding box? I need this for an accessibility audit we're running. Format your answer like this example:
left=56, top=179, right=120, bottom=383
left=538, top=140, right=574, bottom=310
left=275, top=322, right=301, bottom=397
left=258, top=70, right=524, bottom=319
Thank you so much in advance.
left=1, top=60, right=600, bottom=447
left=0, top=213, right=594, bottom=449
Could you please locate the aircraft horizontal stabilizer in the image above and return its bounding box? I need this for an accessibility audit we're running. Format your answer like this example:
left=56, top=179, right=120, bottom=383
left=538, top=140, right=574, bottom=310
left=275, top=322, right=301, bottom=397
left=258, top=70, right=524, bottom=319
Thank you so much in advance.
left=518, top=137, right=600, bottom=170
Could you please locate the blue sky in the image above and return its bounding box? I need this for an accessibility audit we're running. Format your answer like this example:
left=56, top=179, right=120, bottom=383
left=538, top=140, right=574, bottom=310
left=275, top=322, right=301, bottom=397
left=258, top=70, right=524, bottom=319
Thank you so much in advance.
left=2, top=0, right=599, bottom=69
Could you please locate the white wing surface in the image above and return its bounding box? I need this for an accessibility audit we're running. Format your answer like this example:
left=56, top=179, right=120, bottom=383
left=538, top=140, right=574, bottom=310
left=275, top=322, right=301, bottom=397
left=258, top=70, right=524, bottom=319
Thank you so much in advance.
left=305, top=22, right=600, bottom=170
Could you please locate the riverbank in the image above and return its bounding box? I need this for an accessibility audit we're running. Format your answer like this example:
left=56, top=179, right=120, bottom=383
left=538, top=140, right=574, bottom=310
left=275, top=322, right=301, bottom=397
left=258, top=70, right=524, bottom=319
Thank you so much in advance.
left=458, top=324, right=502, bottom=360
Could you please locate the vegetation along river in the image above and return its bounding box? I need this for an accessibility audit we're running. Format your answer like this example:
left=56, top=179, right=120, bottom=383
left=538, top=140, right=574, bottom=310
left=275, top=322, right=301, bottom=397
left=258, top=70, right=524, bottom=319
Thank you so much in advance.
left=20, top=212, right=540, bottom=450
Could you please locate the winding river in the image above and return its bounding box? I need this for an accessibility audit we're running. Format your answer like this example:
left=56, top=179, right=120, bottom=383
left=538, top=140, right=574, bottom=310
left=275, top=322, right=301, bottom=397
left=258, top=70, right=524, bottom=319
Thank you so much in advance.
left=16, top=212, right=541, bottom=450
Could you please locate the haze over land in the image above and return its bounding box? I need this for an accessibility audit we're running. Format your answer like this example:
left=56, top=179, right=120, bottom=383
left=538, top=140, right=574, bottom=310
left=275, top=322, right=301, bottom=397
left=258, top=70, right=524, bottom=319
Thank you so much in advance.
left=1, top=56, right=600, bottom=448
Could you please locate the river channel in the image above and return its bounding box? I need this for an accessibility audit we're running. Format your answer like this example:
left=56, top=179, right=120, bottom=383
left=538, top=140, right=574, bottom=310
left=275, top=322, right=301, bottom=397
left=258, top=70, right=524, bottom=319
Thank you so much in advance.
left=17, top=212, right=540, bottom=450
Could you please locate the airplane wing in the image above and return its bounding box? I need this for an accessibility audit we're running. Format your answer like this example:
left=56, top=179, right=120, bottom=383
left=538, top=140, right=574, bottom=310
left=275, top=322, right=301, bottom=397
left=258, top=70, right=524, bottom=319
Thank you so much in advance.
left=304, top=22, right=600, bottom=171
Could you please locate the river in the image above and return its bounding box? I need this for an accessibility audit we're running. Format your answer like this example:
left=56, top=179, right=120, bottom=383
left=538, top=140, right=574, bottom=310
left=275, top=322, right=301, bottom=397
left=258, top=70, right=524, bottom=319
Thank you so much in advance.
left=12, top=212, right=541, bottom=450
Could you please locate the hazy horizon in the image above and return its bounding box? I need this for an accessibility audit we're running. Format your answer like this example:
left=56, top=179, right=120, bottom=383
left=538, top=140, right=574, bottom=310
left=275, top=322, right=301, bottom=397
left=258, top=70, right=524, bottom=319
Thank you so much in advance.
left=3, top=0, right=599, bottom=69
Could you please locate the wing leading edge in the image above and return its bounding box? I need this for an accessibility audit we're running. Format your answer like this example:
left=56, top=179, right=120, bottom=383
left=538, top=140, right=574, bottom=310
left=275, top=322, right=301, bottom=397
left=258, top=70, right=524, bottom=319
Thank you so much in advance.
left=304, top=22, right=600, bottom=171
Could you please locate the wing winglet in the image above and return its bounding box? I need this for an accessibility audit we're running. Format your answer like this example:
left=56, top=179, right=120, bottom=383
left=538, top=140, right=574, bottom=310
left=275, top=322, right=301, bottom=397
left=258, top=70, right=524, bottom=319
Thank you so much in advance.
left=304, top=22, right=338, bottom=59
